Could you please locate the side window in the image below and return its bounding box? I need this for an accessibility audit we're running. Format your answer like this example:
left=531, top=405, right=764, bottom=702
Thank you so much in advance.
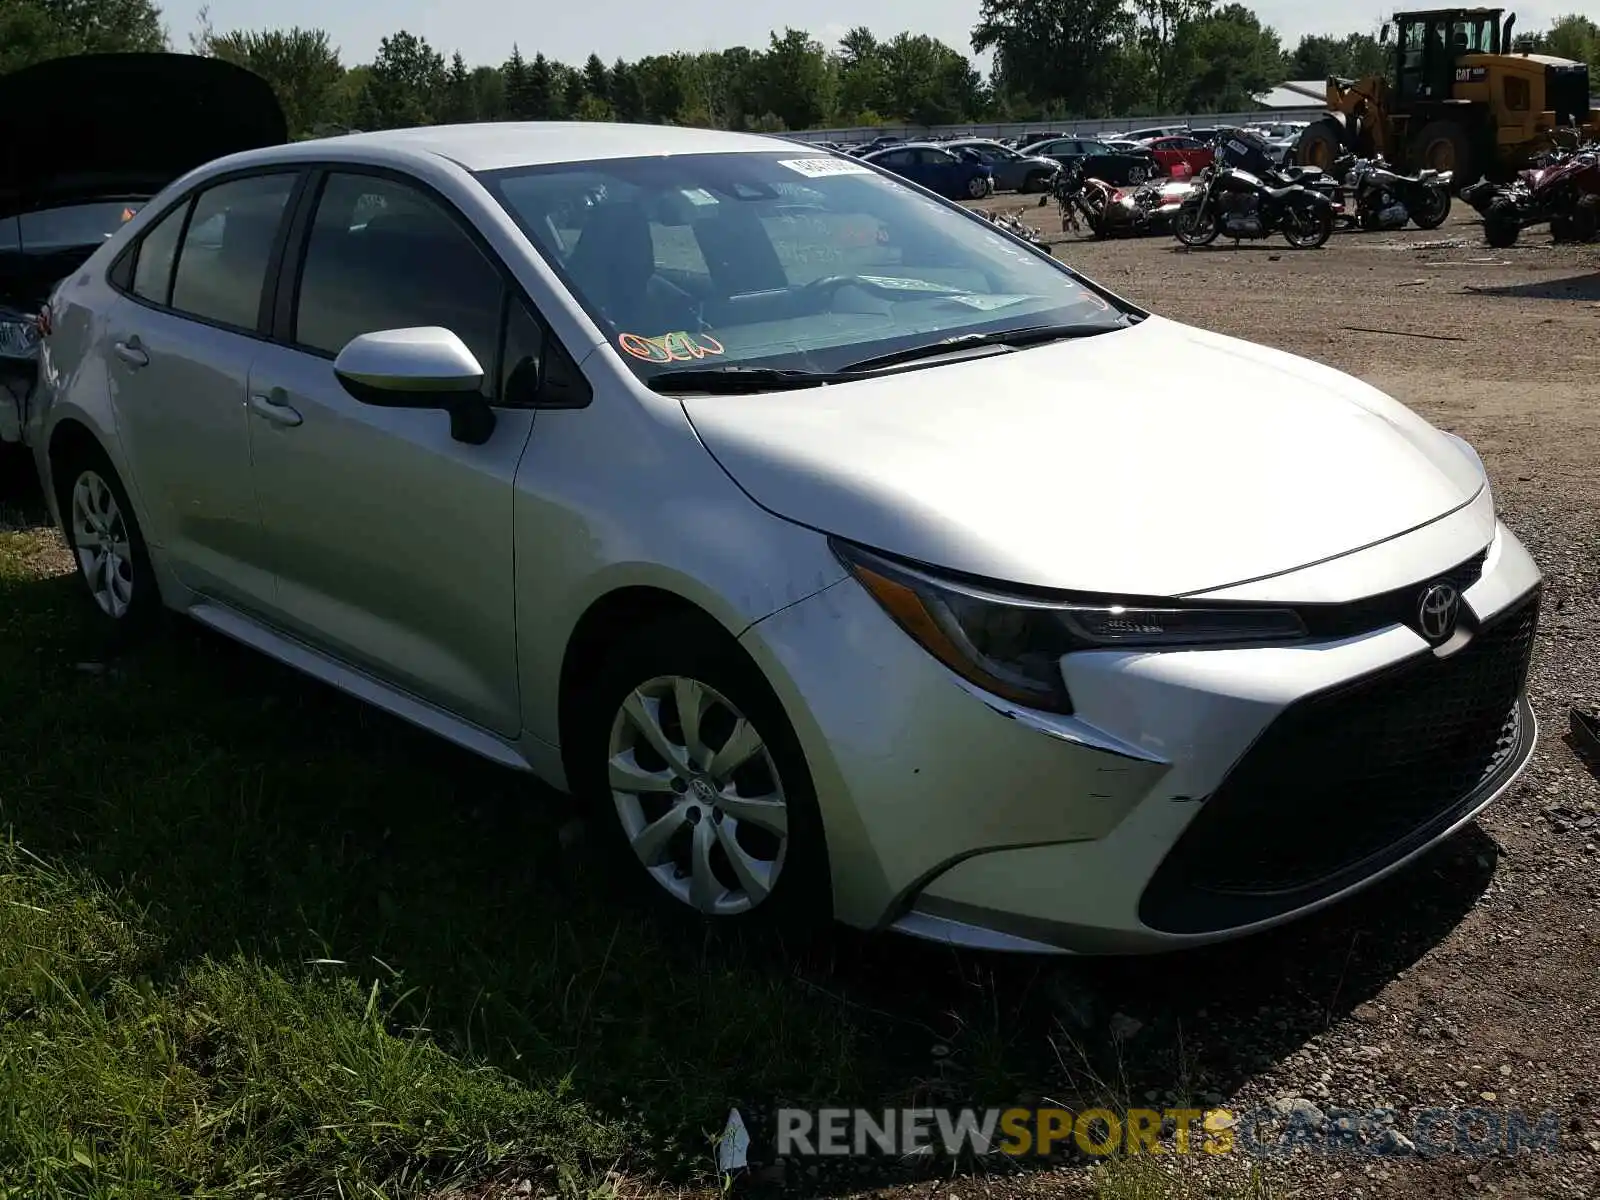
left=499, top=297, right=544, bottom=405
left=501, top=297, right=591, bottom=410
left=170, top=173, right=296, bottom=331
left=131, top=202, right=189, bottom=306
left=293, top=172, right=504, bottom=399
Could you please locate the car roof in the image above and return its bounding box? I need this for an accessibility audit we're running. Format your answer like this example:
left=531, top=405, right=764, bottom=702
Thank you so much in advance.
left=209, top=121, right=797, bottom=175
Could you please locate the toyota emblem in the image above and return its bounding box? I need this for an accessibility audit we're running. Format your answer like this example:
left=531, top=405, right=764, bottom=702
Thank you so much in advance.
left=1417, top=581, right=1462, bottom=643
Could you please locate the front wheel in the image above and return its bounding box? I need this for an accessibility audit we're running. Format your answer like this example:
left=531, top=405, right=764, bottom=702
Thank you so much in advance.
left=1127, top=164, right=1149, bottom=185
left=1483, top=198, right=1521, bottom=248
left=1173, top=204, right=1220, bottom=246
left=1282, top=204, right=1334, bottom=248
left=577, top=614, right=830, bottom=935
left=966, top=174, right=989, bottom=200
left=1410, top=184, right=1452, bottom=230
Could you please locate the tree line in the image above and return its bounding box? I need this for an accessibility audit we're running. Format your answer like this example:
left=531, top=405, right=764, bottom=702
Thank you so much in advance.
left=2, top=0, right=1596, bottom=136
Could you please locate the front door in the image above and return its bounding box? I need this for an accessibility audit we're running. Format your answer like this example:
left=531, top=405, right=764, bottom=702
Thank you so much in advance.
left=108, top=171, right=299, bottom=611
left=246, top=170, right=534, bottom=737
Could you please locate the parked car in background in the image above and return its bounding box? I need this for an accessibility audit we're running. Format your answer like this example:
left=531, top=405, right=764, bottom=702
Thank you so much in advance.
left=1141, top=135, right=1215, bottom=177
left=940, top=139, right=1060, bottom=192
left=30, top=122, right=1541, bottom=955
left=1124, top=125, right=1191, bottom=143
left=1022, top=137, right=1160, bottom=185
left=0, top=51, right=286, bottom=460
left=849, top=135, right=904, bottom=158
left=863, top=143, right=994, bottom=199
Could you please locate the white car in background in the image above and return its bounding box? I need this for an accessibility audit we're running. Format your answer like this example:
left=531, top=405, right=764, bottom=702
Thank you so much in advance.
left=27, top=122, right=1541, bottom=954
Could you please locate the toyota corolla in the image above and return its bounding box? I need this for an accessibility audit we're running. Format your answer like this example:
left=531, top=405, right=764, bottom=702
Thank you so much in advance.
left=26, top=123, right=1540, bottom=953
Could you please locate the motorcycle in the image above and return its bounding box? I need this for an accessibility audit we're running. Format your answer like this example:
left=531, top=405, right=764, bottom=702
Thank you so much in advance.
left=1340, top=157, right=1453, bottom=231
left=1172, top=159, right=1336, bottom=249
left=1052, top=160, right=1196, bottom=238
left=1467, top=148, right=1600, bottom=246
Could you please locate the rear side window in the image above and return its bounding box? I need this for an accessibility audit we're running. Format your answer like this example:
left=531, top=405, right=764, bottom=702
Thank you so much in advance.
left=292, top=172, right=504, bottom=398
left=131, top=203, right=189, bottom=305
left=170, top=174, right=296, bottom=332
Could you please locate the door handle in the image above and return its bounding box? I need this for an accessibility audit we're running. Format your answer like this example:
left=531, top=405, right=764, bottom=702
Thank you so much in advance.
left=248, top=389, right=302, bottom=427
left=113, top=339, right=148, bottom=368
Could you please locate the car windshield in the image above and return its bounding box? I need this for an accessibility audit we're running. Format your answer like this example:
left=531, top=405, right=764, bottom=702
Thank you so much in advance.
left=477, top=150, right=1129, bottom=382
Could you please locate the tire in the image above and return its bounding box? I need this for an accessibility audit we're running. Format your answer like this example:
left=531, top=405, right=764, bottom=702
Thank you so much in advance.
left=574, top=612, right=830, bottom=936
left=1295, top=119, right=1344, bottom=170
left=1483, top=198, right=1521, bottom=248
left=1410, top=183, right=1452, bottom=230
left=1411, top=120, right=1474, bottom=186
left=1127, top=164, right=1149, bottom=185
left=1282, top=203, right=1335, bottom=248
left=1574, top=194, right=1600, bottom=242
left=1173, top=204, right=1220, bottom=247
left=53, top=442, right=158, bottom=639
left=966, top=174, right=988, bottom=200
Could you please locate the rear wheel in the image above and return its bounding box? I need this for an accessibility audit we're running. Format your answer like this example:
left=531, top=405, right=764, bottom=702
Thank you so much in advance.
left=1483, top=197, right=1521, bottom=247
left=1282, top=204, right=1335, bottom=248
left=1410, top=184, right=1452, bottom=229
left=54, top=444, right=157, bottom=638
left=1295, top=119, right=1344, bottom=170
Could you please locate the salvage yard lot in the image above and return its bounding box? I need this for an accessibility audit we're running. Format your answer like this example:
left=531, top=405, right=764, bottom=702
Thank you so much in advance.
left=1, top=209, right=1598, bottom=1199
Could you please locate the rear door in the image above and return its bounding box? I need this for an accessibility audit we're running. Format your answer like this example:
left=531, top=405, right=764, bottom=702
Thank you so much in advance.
left=105, top=169, right=301, bottom=611
left=245, top=167, right=536, bottom=736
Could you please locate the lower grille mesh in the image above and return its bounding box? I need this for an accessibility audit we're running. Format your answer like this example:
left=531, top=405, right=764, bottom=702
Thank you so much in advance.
left=1154, top=590, right=1539, bottom=902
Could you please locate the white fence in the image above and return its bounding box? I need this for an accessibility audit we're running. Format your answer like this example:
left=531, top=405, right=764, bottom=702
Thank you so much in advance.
left=787, top=108, right=1328, bottom=144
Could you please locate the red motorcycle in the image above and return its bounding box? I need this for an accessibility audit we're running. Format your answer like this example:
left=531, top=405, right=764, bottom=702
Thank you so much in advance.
left=1475, top=150, right=1600, bottom=248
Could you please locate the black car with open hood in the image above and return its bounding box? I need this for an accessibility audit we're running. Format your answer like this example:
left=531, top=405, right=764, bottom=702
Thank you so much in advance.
left=1, top=51, right=287, bottom=308
left=1, top=52, right=286, bottom=447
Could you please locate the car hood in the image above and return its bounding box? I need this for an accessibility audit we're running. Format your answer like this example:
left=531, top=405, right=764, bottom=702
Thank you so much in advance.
left=680, top=316, right=1486, bottom=597
left=0, top=53, right=287, bottom=220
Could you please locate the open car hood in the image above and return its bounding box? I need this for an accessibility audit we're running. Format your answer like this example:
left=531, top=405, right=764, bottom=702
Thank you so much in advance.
left=0, top=53, right=287, bottom=220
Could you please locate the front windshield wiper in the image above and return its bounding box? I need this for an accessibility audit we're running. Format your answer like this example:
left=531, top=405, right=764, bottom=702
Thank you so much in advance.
left=839, top=320, right=1133, bottom=374
left=645, top=366, right=851, bottom=394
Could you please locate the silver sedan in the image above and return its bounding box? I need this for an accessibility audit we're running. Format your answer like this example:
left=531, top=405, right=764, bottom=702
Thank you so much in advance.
left=28, top=123, right=1540, bottom=953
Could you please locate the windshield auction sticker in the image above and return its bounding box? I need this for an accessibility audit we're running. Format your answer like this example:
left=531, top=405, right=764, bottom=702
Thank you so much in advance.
left=777, top=157, right=873, bottom=178
left=618, top=331, right=725, bottom=363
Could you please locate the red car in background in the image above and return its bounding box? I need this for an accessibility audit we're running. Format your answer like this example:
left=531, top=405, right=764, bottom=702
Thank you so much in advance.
left=1141, top=135, right=1215, bottom=178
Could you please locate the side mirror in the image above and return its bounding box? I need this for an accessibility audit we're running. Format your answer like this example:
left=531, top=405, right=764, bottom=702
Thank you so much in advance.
left=334, top=327, right=496, bottom=445
left=1380, top=22, right=1391, bottom=43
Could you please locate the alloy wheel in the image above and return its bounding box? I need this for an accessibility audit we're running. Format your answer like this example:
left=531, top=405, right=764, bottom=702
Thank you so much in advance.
left=71, top=470, right=134, bottom=618
left=607, top=674, right=789, bottom=916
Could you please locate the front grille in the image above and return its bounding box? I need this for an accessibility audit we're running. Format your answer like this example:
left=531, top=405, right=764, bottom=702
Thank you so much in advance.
left=1293, top=548, right=1487, bottom=641
left=1140, top=588, right=1538, bottom=934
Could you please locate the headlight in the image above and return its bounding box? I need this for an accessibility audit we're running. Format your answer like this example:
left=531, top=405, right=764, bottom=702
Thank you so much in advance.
left=0, top=309, right=40, bottom=361
left=832, top=540, right=1307, bottom=714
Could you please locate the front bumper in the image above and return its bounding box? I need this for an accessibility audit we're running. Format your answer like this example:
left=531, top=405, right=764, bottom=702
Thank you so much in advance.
left=740, top=516, right=1541, bottom=954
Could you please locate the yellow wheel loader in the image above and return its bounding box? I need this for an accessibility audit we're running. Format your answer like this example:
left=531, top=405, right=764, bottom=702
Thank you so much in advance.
left=1295, top=8, right=1600, bottom=185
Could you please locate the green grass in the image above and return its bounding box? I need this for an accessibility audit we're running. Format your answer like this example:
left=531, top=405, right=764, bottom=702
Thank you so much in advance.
left=0, top=502, right=876, bottom=1195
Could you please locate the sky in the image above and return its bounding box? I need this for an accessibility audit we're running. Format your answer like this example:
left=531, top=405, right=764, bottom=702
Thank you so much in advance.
left=164, top=0, right=1566, bottom=72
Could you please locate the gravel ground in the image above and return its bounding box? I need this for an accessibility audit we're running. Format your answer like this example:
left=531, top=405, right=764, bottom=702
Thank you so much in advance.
left=768, top=200, right=1599, bottom=1199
